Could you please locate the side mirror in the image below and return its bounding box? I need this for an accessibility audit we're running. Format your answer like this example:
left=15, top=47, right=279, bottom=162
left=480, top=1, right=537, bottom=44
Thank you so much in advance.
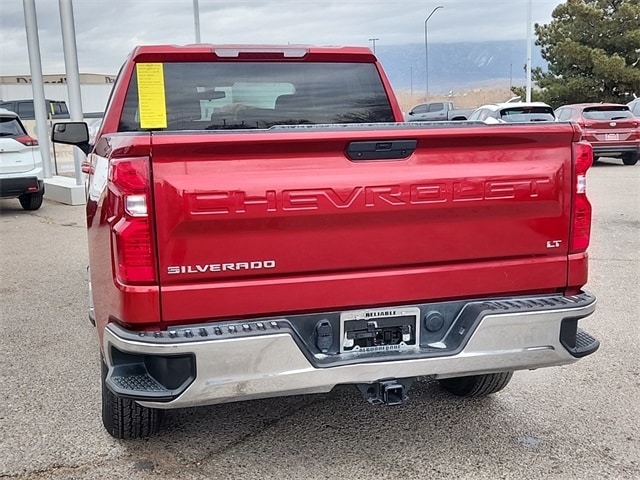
left=51, top=122, right=91, bottom=155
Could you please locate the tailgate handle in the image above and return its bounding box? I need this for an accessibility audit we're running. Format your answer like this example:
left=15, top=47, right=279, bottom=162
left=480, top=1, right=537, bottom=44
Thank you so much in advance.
left=346, top=140, right=417, bottom=161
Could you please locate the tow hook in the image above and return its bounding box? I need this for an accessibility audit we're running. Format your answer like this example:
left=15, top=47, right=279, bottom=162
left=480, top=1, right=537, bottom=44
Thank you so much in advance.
left=356, top=378, right=413, bottom=406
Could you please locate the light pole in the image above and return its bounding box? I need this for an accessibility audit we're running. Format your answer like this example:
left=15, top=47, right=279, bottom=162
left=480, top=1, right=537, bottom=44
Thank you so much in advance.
left=193, top=0, right=201, bottom=43
left=369, top=37, right=379, bottom=54
left=424, top=6, right=443, bottom=101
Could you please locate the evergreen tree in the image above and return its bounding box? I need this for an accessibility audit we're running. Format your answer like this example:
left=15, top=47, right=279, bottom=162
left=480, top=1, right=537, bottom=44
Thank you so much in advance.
left=533, top=0, right=640, bottom=107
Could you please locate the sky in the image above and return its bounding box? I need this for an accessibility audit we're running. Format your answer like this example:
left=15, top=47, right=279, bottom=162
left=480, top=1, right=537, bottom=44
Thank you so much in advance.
left=0, top=0, right=562, bottom=76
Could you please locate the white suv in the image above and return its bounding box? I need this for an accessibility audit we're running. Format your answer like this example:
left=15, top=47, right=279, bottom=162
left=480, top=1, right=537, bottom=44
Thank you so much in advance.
left=0, top=108, right=44, bottom=210
left=468, top=102, right=555, bottom=124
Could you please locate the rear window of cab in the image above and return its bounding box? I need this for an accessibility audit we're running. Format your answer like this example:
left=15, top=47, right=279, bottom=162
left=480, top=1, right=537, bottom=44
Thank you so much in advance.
left=119, top=62, right=395, bottom=131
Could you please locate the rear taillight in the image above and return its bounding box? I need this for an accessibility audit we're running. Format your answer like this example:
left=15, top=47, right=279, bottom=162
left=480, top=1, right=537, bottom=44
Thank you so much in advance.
left=108, top=157, right=156, bottom=285
left=571, top=141, right=593, bottom=253
left=14, top=135, right=39, bottom=146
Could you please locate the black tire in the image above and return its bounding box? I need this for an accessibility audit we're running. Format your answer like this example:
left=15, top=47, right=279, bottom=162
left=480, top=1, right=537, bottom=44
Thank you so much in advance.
left=18, top=192, right=43, bottom=210
left=438, top=371, right=513, bottom=398
left=622, top=153, right=638, bottom=166
left=101, top=360, right=163, bottom=439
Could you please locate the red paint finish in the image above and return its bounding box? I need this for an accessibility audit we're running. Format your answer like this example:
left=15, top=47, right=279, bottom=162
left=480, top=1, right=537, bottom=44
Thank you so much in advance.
left=149, top=125, right=578, bottom=323
left=86, top=45, right=593, bottom=332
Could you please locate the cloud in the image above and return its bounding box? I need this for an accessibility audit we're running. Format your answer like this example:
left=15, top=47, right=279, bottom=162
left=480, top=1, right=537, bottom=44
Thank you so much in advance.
left=0, top=0, right=560, bottom=75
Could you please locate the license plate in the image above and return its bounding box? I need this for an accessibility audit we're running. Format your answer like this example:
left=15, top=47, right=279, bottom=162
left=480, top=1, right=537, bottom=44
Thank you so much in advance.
left=339, top=306, right=420, bottom=353
left=606, top=133, right=619, bottom=141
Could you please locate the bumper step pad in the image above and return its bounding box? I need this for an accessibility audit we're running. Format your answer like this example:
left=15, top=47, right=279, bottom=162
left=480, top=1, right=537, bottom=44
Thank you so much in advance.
left=105, top=350, right=196, bottom=402
left=108, top=364, right=172, bottom=400
left=570, top=329, right=600, bottom=358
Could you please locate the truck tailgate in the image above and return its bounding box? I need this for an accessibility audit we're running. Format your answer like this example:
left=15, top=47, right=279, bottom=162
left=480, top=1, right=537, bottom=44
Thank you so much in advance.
left=151, top=124, right=573, bottom=322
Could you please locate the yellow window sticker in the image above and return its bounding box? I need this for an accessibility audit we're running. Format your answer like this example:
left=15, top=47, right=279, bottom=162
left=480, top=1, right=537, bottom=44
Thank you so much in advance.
left=136, top=63, right=167, bottom=129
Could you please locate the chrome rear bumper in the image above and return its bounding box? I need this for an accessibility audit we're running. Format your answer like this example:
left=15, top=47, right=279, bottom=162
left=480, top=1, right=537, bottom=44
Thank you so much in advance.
left=102, top=293, right=597, bottom=409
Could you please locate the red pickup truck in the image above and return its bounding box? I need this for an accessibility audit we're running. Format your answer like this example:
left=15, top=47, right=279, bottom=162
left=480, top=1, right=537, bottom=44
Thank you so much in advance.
left=53, top=45, right=598, bottom=439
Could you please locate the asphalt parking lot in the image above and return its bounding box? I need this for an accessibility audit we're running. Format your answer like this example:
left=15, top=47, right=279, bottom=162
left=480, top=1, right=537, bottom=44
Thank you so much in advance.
left=0, top=158, right=638, bottom=480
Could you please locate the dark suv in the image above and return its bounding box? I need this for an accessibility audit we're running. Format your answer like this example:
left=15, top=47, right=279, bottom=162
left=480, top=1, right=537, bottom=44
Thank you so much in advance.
left=0, top=99, right=69, bottom=120
left=555, top=103, right=639, bottom=165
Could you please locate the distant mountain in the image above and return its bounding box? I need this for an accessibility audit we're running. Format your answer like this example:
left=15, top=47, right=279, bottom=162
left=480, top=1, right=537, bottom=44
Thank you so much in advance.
left=375, top=41, right=546, bottom=93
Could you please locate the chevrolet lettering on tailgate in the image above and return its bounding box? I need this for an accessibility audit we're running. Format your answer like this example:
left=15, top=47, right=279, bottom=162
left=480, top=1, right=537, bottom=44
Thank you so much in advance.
left=187, top=179, right=555, bottom=215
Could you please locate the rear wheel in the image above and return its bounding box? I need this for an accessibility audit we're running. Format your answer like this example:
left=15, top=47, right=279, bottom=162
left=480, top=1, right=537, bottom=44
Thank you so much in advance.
left=19, top=191, right=43, bottom=210
left=101, top=360, right=163, bottom=439
left=438, top=372, right=513, bottom=397
left=622, top=153, right=638, bottom=166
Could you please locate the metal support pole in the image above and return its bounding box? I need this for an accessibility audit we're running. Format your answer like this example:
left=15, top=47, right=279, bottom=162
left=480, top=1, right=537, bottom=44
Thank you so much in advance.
left=193, top=0, right=201, bottom=43
left=59, top=0, right=84, bottom=185
left=22, top=0, right=53, bottom=178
